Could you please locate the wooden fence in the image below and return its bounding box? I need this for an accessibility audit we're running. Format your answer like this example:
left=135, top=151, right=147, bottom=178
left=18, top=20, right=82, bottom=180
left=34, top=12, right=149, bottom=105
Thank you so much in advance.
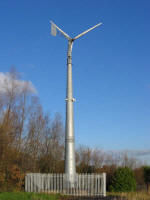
left=25, top=173, right=106, bottom=197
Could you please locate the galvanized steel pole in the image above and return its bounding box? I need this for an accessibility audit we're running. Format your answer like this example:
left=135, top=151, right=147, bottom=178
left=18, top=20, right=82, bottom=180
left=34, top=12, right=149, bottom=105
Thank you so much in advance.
left=65, top=39, right=76, bottom=186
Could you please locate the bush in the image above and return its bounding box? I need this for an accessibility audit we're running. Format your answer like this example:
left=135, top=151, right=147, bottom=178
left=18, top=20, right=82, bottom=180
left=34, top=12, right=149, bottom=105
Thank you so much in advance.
left=143, top=166, right=150, bottom=193
left=9, top=165, right=25, bottom=191
left=0, top=170, right=6, bottom=191
left=0, top=164, right=25, bottom=191
left=109, top=167, right=136, bottom=192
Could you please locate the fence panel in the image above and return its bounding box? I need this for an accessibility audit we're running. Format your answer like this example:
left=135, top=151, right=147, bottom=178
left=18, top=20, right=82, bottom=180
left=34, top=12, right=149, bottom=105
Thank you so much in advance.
left=25, top=173, right=106, bottom=197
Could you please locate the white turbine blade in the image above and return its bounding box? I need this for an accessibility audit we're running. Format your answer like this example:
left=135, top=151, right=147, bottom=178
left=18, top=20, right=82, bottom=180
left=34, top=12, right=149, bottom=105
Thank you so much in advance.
left=73, top=22, right=102, bottom=40
left=50, top=21, right=71, bottom=40
left=51, top=22, right=57, bottom=36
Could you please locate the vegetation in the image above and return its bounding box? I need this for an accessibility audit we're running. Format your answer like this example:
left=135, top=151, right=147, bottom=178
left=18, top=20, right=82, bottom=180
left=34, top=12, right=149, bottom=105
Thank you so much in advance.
left=0, top=192, right=150, bottom=200
left=143, top=166, right=150, bottom=193
left=0, top=192, right=61, bottom=200
left=0, top=69, right=65, bottom=191
left=109, top=167, right=136, bottom=192
left=108, top=192, right=150, bottom=200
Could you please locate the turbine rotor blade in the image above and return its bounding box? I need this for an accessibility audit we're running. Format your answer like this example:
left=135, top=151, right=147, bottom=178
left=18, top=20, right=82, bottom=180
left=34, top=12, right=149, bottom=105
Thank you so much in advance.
left=73, top=22, right=102, bottom=40
left=50, top=21, right=71, bottom=40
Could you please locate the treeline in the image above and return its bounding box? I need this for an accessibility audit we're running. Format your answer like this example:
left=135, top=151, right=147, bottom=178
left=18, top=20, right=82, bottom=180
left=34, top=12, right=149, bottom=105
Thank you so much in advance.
left=0, top=70, right=65, bottom=190
left=0, top=70, right=149, bottom=192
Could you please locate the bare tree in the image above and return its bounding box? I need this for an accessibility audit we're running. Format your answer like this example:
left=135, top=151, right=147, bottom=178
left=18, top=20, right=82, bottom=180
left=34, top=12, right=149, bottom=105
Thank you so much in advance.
left=91, top=148, right=104, bottom=171
left=76, top=145, right=93, bottom=173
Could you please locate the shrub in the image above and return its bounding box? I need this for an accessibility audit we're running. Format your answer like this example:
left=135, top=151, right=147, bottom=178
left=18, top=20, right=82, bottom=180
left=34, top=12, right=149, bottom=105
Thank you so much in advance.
left=9, top=165, right=25, bottom=191
left=143, top=166, right=150, bottom=193
left=0, top=171, right=6, bottom=191
left=109, top=167, right=136, bottom=192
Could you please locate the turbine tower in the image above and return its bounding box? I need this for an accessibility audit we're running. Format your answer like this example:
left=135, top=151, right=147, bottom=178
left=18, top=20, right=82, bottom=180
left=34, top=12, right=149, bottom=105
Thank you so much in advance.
left=50, top=21, right=102, bottom=186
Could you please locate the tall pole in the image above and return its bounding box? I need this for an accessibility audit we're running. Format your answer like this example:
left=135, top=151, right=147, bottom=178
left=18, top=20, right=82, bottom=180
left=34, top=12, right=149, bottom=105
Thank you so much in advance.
left=50, top=21, right=102, bottom=187
left=65, top=39, right=76, bottom=186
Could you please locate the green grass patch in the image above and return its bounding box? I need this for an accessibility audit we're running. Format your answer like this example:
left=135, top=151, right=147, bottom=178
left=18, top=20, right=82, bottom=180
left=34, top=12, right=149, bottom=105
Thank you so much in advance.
left=108, top=191, right=150, bottom=200
left=0, top=192, right=61, bottom=200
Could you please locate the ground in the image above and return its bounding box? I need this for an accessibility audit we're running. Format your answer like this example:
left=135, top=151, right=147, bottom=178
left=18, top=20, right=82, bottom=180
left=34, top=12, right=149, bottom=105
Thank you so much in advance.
left=0, top=192, right=149, bottom=200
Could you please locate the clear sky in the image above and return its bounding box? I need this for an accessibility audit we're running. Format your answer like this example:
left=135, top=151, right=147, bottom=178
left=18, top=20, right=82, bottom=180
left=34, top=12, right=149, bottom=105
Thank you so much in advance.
left=0, top=0, right=150, bottom=156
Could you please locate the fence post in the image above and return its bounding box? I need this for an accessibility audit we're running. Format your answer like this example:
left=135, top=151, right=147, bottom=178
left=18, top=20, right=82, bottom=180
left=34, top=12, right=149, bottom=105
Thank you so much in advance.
left=103, top=173, right=106, bottom=197
left=25, top=174, right=27, bottom=192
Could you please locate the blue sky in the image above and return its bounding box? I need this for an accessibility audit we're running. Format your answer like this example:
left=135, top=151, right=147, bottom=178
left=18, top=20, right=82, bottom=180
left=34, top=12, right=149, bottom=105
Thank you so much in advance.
left=0, top=0, right=150, bottom=156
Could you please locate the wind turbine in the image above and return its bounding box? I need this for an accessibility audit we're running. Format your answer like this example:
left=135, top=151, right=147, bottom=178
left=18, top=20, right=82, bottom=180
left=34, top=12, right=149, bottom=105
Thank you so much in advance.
left=50, top=21, right=102, bottom=187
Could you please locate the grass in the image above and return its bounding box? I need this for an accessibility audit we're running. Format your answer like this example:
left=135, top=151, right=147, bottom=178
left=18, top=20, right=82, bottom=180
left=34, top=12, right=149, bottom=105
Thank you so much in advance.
left=108, top=191, right=150, bottom=200
left=0, top=191, right=150, bottom=200
left=0, top=192, right=61, bottom=200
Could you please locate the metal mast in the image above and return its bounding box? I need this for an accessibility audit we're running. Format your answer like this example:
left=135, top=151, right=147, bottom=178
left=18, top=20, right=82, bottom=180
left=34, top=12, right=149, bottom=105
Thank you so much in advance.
left=65, top=39, right=76, bottom=186
left=50, top=21, right=102, bottom=186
